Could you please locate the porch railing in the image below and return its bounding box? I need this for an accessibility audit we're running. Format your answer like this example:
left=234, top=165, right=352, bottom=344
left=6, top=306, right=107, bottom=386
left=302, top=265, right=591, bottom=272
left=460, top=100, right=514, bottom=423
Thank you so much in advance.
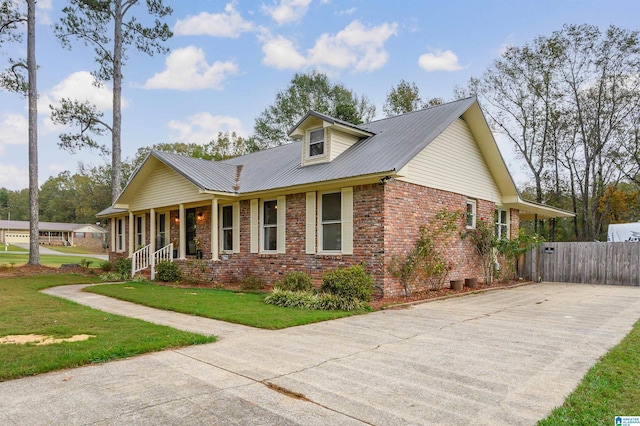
left=131, top=244, right=151, bottom=277
left=151, top=243, right=173, bottom=281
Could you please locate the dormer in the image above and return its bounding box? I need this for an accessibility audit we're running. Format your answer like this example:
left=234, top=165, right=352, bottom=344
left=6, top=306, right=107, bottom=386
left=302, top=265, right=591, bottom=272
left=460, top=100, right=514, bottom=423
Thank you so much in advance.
left=288, top=111, right=374, bottom=167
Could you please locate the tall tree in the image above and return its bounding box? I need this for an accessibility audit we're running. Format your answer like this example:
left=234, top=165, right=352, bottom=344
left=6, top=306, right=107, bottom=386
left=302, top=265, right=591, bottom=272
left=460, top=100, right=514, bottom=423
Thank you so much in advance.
left=253, top=71, right=376, bottom=148
left=383, top=79, right=426, bottom=117
left=1, top=0, right=39, bottom=264
left=52, top=0, right=172, bottom=203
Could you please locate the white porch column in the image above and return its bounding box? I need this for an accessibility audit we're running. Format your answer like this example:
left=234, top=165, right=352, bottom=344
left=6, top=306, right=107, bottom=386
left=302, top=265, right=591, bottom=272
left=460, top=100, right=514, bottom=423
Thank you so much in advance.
left=128, top=211, right=134, bottom=255
left=150, top=208, right=156, bottom=253
left=211, top=198, right=219, bottom=261
left=110, top=218, right=115, bottom=253
left=179, top=204, right=186, bottom=259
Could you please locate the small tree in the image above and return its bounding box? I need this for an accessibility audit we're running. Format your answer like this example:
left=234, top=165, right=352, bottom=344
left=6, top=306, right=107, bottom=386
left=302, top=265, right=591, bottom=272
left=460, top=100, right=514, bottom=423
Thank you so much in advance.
left=461, top=217, right=495, bottom=285
left=495, top=230, right=543, bottom=280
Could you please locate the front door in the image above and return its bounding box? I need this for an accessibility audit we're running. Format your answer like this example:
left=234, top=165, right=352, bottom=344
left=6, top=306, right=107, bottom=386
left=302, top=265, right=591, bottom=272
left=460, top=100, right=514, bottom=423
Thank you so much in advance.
left=186, top=208, right=196, bottom=256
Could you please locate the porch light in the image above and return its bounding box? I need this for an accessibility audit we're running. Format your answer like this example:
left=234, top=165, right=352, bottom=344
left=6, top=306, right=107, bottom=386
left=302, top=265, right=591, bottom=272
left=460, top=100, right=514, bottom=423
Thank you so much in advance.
left=197, top=210, right=204, bottom=221
left=174, top=217, right=179, bottom=224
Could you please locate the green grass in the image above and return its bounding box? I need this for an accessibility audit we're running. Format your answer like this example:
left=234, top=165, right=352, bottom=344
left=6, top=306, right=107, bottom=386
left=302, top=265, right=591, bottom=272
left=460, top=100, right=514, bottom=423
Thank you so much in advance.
left=2, top=244, right=27, bottom=252
left=538, top=319, right=640, bottom=425
left=45, top=245, right=105, bottom=255
left=0, top=274, right=215, bottom=381
left=86, top=282, right=363, bottom=329
left=0, top=252, right=101, bottom=268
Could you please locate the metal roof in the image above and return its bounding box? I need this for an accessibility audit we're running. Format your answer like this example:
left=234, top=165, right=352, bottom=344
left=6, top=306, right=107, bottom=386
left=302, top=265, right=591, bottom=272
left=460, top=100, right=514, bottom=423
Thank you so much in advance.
left=135, top=97, right=476, bottom=195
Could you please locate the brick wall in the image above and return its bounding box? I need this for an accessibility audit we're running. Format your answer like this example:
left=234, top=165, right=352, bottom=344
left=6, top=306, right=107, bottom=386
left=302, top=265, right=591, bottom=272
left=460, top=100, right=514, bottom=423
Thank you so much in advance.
left=113, top=181, right=519, bottom=300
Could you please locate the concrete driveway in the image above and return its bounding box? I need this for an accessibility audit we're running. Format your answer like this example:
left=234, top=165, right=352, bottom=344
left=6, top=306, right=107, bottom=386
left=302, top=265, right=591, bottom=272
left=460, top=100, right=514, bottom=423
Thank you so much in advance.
left=2, top=282, right=639, bottom=425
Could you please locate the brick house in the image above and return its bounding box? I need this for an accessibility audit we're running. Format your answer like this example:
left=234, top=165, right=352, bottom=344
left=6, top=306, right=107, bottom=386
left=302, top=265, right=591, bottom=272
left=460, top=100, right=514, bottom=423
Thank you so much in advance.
left=97, top=97, right=571, bottom=297
left=0, top=220, right=106, bottom=251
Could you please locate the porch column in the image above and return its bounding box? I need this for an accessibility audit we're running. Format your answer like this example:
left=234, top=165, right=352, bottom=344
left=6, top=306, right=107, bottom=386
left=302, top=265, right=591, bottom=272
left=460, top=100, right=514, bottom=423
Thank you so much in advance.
left=110, top=218, right=115, bottom=253
left=179, top=203, right=186, bottom=259
left=150, top=208, right=156, bottom=254
left=128, top=211, right=134, bottom=255
left=211, top=198, right=219, bottom=261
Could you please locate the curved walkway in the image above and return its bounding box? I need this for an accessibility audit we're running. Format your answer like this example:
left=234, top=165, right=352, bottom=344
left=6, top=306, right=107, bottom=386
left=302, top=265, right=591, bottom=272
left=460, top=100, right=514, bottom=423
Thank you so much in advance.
left=1, top=282, right=639, bottom=425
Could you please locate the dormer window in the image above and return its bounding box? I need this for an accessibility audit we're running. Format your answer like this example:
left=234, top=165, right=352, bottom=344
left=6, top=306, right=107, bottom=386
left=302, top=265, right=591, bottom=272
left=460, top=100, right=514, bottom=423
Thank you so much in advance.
left=309, top=128, right=325, bottom=157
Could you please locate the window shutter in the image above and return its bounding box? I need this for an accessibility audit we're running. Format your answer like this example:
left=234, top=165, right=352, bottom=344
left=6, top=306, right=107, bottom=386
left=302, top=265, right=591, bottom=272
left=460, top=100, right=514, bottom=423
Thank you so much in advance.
left=233, top=201, right=240, bottom=253
left=277, top=195, right=286, bottom=254
left=250, top=199, right=259, bottom=253
left=306, top=192, right=316, bottom=254
left=341, top=187, right=353, bottom=255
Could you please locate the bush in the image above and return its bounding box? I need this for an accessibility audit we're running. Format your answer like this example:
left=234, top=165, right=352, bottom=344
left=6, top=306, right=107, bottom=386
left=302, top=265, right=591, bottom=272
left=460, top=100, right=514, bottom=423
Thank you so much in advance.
left=79, top=258, right=93, bottom=268
left=264, top=288, right=369, bottom=311
left=155, top=260, right=182, bottom=282
left=320, top=264, right=374, bottom=302
left=99, top=260, right=113, bottom=272
left=241, top=275, right=265, bottom=291
left=114, top=257, right=132, bottom=280
left=275, top=271, right=313, bottom=292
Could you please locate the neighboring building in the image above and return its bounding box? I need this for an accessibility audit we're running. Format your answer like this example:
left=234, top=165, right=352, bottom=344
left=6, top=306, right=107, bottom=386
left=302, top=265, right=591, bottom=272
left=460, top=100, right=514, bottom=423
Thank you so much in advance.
left=97, top=97, right=572, bottom=297
left=0, top=220, right=107, bottom=251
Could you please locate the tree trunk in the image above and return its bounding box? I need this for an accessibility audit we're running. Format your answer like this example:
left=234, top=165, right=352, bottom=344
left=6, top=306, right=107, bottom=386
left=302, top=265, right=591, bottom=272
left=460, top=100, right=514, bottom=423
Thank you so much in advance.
left=111, top=0, right=123, bottom=203
left=27, top=0, right=39, bottom=265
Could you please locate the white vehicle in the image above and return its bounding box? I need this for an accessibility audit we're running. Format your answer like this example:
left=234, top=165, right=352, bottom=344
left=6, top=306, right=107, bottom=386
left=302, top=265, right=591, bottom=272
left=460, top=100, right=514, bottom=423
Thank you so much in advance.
left=607, top=222, right=640, bottom=242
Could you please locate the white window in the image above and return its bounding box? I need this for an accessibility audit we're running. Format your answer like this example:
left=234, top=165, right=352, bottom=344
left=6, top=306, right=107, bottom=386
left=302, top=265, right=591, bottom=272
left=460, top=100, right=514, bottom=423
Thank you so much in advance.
left=135, top=215, right=144, bottom=248
left=262, top=200, right=278, bottom=251
left=495, top=208, right=509, bottom=239
left=309, top=128, right=325, bottom=157
left=117, top=218, right=124, bottom=252
left=321, top=192, right=342, bottom=251
left=221, top=205, right=233, bottom=252
left=466, top=199, right=477, bottom=229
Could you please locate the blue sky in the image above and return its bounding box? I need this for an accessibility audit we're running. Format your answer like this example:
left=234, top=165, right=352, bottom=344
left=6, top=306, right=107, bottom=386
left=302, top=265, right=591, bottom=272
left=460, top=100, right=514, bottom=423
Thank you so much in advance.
left=1, top=0, right=639, bottom=190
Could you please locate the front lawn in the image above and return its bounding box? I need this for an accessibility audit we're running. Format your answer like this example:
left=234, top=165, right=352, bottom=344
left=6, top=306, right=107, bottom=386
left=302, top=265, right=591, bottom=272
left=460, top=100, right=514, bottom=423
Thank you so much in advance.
left=538, top=319, right=640, bottom=424
left=0, top=252, right=101, bottom=268
left=86, top=282, right=363, bottom=329
left=0, top=274, right=215, bottom=381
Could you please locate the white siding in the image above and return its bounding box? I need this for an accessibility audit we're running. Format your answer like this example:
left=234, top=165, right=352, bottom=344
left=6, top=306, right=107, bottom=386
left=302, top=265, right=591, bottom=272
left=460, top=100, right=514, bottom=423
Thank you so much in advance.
left=129, top=162, right=211, bottom=211
left=400, top=118, right=501, bottom=202
left=329, top=130, right=359, bottom=161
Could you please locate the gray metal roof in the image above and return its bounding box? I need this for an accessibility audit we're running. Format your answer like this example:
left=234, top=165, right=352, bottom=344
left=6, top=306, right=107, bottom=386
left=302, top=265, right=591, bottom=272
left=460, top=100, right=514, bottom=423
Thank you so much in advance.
left=117, top=97, right=476, bottom=197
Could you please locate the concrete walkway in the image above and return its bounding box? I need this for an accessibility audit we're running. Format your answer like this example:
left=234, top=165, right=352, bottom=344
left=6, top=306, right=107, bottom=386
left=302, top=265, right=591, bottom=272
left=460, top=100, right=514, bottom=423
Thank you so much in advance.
left=2, top=282, right=640, bottom=425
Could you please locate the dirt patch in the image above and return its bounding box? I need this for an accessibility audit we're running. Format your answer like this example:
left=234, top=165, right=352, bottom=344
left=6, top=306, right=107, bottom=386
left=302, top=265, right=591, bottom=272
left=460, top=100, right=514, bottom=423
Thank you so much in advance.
left=0, top=334, right=96, bottom=345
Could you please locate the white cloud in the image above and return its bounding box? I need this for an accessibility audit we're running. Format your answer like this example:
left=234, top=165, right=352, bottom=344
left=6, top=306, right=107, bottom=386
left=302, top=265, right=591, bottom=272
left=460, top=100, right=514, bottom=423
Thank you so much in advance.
left=418, top=49, right=464, bottom=72
left=337, top=7, right=356, bottom=15
left=260, top=33, right=307, bottom=70
left=173, top=3, right=254, bottom=38
left=168, top=112, right=246, bottom=144
left=260, top=20, right=397, bottom=72
left=143, top=46, right=239, bottom=91
left=0, top=113, right=28, bottom=154
left=0, top=163, right=28, bottom=190
left=36, top=0, right=53, bottom=25
left=40, top=71, right=120, bottom=113
left=263, top=0, right=312, bottom=25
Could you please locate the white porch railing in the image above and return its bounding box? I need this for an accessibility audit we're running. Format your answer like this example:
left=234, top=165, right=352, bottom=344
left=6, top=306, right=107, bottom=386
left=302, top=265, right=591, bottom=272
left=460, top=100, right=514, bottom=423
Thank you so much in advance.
left=151, top=243, right=174, bottom=280
left=131, top=244, right=151, bottom=277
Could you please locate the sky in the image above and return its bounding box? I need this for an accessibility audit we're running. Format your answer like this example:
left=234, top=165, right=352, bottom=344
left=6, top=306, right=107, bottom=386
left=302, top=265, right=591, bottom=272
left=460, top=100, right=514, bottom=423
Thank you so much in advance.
left=1, top=0, right=639, bottom=191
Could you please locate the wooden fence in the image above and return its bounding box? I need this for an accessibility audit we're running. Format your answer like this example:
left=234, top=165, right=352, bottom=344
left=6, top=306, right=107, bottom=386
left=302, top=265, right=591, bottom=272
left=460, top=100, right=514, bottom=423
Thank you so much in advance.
left=520, top=242, right=640, bottom=286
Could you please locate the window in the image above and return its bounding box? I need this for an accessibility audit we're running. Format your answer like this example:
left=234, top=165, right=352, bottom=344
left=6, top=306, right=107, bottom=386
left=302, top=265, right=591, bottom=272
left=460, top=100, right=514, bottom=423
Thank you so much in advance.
left=321, top=192, right=342, bottom=251
left=309, top=128, right=325, bottom=157
left=75, top=232, right=85, bottom=239
left=495, top=209, right=509, bottom=239
left=263, top=200, right=277, bottom=251
left=466, top=199, right=477, bottom=229
left=136, top=216, right=144, bottom=247
left=221, top=205, right=233, bottom=252
left=116, top=218, right=124, bottom=251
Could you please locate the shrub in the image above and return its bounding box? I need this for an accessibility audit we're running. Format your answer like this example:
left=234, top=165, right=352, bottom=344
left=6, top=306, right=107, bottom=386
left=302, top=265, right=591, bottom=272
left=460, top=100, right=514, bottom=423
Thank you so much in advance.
left=275, top=271, right=313, bottom=292
left=99, top=260, right=113, bottom=272
left=114, top=257, right=132, bottom=280
left=241, top=275, right=265, bottom=291
left=99, top=272, right=122, bottom=282
left=321, top=264, right=374, bottom=302
left=79, top=258, right=93, bottom=268
left=155, top=260, right=182, bottom=282
left=264, top=288, right=370, bottom=311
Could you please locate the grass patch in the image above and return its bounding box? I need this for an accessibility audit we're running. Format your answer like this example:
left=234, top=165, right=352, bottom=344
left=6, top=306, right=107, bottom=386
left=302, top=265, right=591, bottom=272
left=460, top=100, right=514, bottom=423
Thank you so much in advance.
left=86, top=282, right=363, bottom=329
left=0, top=252, right=101, bottom=268
left=538, top=319, right=640, bottom=425
left=45, top=245, right=105, bottom=255
left=0, top=274, right=215, bottom=381
left=2, top=244, right=27, bottom=252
